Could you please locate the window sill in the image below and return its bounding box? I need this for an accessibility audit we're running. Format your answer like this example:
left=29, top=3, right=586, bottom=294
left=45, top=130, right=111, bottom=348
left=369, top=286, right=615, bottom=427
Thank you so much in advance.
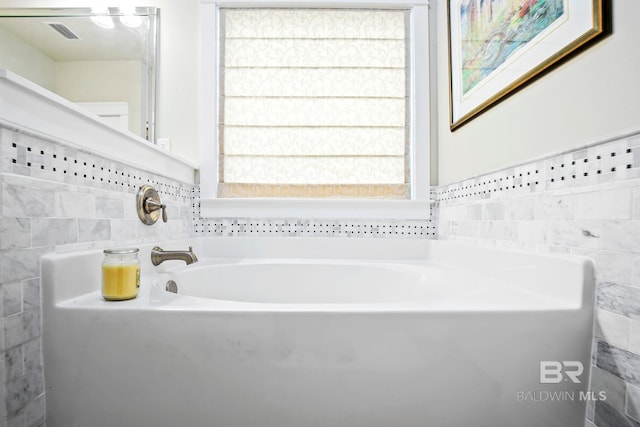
left=199, top=198, right=432, bottom=219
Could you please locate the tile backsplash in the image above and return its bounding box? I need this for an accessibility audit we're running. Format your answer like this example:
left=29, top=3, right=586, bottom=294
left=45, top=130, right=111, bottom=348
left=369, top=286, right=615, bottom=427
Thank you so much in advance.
left=435, top=132, right=640, bottom=427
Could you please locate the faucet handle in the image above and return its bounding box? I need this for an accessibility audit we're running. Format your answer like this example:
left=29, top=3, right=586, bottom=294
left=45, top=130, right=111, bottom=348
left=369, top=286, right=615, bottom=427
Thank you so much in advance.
left=137, top=185, right=167, bottom=224
left=145, top=199, right=168, bottom=222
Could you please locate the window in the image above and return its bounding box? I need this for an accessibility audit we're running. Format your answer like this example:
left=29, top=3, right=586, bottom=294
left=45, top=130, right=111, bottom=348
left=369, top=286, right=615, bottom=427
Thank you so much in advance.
left=200, top=1, right=430, bottom=218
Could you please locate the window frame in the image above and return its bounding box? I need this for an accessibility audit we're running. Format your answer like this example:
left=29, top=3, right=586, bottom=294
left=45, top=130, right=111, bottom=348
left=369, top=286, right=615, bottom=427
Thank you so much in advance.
left=199, top=0, right=431, bottom=219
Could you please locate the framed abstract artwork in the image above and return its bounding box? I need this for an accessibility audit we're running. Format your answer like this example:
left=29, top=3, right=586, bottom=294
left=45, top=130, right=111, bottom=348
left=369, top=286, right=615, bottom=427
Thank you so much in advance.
left=448, top=0, right=605, bottom=130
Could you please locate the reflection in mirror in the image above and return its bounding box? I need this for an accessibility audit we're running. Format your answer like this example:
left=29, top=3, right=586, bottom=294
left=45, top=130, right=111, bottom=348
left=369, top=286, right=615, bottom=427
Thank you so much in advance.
left=0, top=7, right=158, bottom=142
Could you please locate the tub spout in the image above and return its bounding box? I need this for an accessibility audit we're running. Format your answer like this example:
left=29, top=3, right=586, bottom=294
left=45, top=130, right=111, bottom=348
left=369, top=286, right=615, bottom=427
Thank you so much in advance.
left=151, top=246, right=198, bottom=266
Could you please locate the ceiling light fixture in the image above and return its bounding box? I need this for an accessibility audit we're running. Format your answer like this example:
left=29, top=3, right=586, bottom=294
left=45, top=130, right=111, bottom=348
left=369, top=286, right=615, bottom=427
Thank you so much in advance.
left=90, top=7, right=114, bottom=29
left=119, top=5, right=142, bottom=28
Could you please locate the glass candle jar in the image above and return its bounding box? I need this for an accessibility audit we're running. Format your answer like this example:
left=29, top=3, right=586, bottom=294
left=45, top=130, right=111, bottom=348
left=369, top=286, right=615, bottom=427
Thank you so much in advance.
left=102, top=248, right=140, bottom=301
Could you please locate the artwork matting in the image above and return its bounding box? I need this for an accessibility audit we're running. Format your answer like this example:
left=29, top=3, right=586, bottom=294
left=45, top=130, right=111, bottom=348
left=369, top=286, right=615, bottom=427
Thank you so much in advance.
left=448, top=0, right=605, bottom=130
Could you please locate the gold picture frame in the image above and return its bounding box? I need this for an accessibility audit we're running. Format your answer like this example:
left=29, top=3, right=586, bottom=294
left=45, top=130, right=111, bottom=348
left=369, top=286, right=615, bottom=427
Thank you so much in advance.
left=448, top=0, right=606, bottom=130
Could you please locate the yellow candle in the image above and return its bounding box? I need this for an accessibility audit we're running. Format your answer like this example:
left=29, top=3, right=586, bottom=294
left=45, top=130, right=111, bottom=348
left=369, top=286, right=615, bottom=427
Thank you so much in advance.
left=102, top=264, right=140, bottom=300
left=102, top=248, right=140, bottom=301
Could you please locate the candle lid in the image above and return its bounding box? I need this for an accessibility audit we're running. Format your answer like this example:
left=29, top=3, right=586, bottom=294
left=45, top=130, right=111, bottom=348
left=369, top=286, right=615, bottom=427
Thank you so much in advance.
left=103, top=248, right=139, bottom=254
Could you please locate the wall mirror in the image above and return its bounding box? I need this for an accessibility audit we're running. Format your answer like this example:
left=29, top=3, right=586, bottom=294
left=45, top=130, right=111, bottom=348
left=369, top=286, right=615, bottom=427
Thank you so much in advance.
left=0, top=7, right=158, bottom=142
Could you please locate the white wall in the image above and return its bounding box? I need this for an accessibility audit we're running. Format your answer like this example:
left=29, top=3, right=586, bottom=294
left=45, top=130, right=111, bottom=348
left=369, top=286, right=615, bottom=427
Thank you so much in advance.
left=434, top=1, right=640, bottom=185
left=0, top=25, right=56, bottom=91
left=0, top=0, right=201, bottom=164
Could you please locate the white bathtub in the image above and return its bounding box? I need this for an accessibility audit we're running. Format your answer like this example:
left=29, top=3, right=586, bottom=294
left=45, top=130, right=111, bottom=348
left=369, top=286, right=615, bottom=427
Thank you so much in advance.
left=42, top=237, right=595, bottom=427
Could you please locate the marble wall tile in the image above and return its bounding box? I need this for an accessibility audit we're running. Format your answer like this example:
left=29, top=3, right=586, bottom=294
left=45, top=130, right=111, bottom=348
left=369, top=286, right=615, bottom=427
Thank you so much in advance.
left=516, top=221, right=547, bottom=245
left=597, top=283, right=640, bottom=320
left=1, top=184, right=54, bottom=218
left=575, top=188, right=633, bottom=220
left=164, top=204, right=181, bottom=220
left=483, top=201, right=505, bottom=220
left=602, top=221, right=640, bottom=253
left=31, top=218, right=77, bottom=247
left=0, top=317, right=4, bottom=351
left=437, top=205, right=459, bottom=222
left=0, top=158, right=11, bottom=174
left=15, top=146, right=25, bottom=166
left=627, top=383, right=640, bottom=422
left=633, top=188, right=640, bottom=220
left=23, top=393, right=45, bottom=427
left=10, top=165, right=30, bottom=177
left=136, top=220, right=162, bottom=240
left=5, top=367, right=43, bottom=417
left=596, top=341, right=640, bottom=387
left=479, top=220, right=518, bottom=241
left=22, top=339, right=41, bottom=374
left=466, top=203, right=483, bottom=221
left=629, top=321, right=640, bottom=355
left=595, top=309, right=631, bottom=351
left=583, top=250, right=634, bottom=285
left=590, top=366, right=627, bottom=412
left=595, top=400, right=640, bottom=427
left=587, top=397, right=596, bottom=423
left=633, top=256, right=640, bottom=289
left=504, top=197, right=535, bottom=220
left=533, top=194, right=575, bottom=220
left=77, top=219, right=111, bottom=243
left=4, top=346, right=22, bottom=381
left=166, top=219, right=193, bottom=238
left=123, top=193, right=140, bottom=220
left=54, top=191, right=95, bottom=219
left=0, top=248, right=48, bottom=284
left=0, top=128, right=15, bottom=155
left=545, top=221, right=602, bottom=249
left=2, top=282, right=22, bottom=318
left=96, top=196, right=124, bottom=219
left=3, top=309, right=40, bottom=351
left=22, top=278, right=40, bottom=310
left=110, top=219, right=139, bottom=242
left=0, top=219, right=31, bottom=250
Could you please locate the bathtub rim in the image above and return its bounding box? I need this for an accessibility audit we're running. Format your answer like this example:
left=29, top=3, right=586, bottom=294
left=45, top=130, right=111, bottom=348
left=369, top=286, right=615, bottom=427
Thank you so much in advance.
left=41, top=236, right=595, bottom=313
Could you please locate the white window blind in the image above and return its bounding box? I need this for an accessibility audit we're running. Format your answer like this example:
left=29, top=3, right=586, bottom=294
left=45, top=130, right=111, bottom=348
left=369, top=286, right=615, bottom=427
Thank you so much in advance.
left=218, top=9, right=410, bottom=199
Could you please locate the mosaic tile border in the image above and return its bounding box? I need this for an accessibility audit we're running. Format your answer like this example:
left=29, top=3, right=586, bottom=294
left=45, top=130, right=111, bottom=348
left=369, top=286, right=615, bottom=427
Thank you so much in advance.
left=436, top=133, right=640, bottom=203
left=191, top=187, right=438, bottom=239
left=0, top=127, right=193, bottom=203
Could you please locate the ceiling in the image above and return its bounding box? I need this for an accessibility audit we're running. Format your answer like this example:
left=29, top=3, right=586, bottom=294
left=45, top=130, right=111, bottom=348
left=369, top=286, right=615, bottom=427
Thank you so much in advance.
left=0, top=13, right=151, bottom=62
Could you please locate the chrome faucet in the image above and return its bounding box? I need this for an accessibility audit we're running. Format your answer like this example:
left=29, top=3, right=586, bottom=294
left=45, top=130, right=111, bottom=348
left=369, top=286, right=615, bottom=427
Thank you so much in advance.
left=151, top=246, right=198, bottom=266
